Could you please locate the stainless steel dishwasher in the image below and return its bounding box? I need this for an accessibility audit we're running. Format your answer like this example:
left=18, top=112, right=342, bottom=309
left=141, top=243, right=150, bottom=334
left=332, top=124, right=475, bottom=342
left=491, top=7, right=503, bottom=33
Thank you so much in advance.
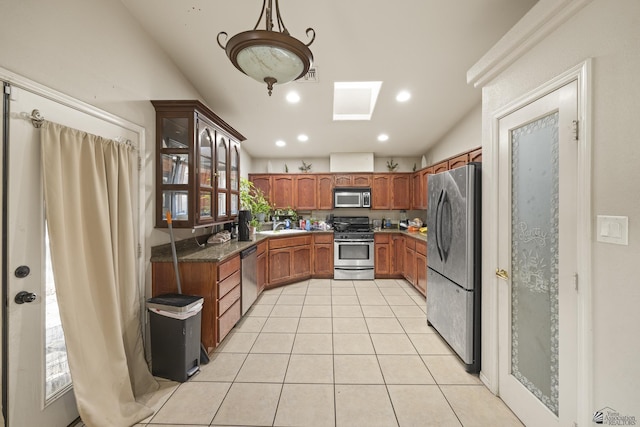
left=240, top=245, right=258, bottom=315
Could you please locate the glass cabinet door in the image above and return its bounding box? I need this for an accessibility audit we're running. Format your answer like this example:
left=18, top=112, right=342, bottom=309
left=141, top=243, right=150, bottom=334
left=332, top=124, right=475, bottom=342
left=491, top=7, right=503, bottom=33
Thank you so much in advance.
left=230, top=142, right=240, bottom=216
left=159, top=116, right=190, bottom=223
left=216, top=135, right=229, bottom=219
left=198, top=125, right=214, bottom=222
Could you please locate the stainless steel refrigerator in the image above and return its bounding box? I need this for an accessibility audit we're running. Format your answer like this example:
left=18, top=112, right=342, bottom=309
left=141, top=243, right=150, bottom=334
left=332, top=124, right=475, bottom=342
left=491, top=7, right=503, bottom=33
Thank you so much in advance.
left=427, top=163, right=481, bottom=373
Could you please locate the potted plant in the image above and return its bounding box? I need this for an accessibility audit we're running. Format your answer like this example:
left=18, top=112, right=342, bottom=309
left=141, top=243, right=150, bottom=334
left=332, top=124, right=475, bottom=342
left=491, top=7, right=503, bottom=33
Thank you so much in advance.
left=240, top=178, right=272, bottom=222
left=249, top=217, right=260, bottom=235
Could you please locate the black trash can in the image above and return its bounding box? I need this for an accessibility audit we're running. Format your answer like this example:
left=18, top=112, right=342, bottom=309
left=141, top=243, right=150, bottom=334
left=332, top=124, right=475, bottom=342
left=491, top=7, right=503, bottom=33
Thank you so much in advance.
left=147, top=293, right=203, bottom=382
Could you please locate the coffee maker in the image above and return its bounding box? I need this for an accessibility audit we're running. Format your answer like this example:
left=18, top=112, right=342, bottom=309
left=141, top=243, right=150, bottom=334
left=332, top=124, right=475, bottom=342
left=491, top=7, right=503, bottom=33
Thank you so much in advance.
left=238, top=210, right=252, bottom=241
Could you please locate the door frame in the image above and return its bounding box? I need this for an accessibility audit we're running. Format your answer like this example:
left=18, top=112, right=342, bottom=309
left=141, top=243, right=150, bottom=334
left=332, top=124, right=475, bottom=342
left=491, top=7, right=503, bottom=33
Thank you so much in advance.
left=0, top=67, right=147, bottom=424
left=482, top=59, right=592, bottom=426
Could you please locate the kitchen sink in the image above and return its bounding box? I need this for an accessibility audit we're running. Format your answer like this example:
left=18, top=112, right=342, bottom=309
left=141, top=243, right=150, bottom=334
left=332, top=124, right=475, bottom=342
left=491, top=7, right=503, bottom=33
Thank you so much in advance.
left=258, top=229, right=308, bottom=235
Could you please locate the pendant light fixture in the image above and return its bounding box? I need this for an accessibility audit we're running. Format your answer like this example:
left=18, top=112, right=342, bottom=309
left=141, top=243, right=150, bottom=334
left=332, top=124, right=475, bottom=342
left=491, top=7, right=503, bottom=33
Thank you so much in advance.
left=217, top=0, right=316, bottom=96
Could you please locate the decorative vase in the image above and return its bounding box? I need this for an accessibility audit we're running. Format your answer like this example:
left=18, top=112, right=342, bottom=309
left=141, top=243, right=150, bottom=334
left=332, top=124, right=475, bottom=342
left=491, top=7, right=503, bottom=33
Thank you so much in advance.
left=257, top=213, right=266, bottom=222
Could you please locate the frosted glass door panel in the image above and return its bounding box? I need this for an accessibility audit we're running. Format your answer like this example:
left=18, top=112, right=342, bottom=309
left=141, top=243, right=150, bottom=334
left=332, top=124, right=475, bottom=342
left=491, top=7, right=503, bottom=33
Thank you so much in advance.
left=511, top=112, right=559, bottom=415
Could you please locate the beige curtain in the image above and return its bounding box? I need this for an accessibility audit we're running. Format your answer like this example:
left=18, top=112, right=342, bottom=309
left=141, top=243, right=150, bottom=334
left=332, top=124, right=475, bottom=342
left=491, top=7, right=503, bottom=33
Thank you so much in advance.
left=41, top=122, right=158, bottom=426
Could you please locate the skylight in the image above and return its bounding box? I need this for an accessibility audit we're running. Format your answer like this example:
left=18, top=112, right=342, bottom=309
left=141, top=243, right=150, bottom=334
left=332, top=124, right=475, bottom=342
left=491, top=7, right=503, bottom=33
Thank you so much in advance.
left=333, top=81, right=382, bottom=121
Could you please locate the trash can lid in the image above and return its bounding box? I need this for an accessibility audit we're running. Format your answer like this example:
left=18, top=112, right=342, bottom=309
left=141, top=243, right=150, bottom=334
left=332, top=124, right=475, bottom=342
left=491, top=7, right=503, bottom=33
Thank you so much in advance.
left=147, top=293, right=203, bottom=313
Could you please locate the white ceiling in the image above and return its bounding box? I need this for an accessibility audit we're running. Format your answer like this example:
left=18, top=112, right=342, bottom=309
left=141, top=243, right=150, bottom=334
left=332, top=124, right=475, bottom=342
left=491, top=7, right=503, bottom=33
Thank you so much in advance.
left=121, top=0, right=536, bottom=159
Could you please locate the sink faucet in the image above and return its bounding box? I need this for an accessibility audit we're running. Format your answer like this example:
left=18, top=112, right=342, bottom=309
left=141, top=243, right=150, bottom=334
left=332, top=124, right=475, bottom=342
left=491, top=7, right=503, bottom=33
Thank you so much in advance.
left=273, top=220, right=289, bottom=230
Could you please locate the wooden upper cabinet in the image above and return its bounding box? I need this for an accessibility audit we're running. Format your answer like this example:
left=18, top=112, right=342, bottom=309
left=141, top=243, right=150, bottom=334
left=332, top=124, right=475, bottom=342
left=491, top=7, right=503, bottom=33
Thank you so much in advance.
left=469, top=147, right=482, bottom=162
left=271, top=175, right=294, bottom=208
left=372, top=174, right=411, bottom=209
left=294, top=175, right=317, bottom=210
left=391, top=174, right=411, bottom=209
left=448, top=153, right=469, bottom=170
left=422, top=167, right=433, bottom=210
left=352, top=174, right=372, bottom=187
left=249, top=174, right=272, bottom=204
left=412, top=172, right=423, bottom=210
left=432, top=161, right=448, bottom=174
left=334, top=173, right=372, bottom=187
left=316, top=174, right=334, bottom=210
left=371, top=174, right=391, bottom=209
left=152, top=100, right=245, bottom=228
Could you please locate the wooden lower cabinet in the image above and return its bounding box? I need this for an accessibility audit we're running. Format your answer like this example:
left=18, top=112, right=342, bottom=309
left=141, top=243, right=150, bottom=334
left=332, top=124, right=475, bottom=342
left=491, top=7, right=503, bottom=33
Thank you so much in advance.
left=152, top=261, right=216, bottom=351
left=374, top=234, right=391, bottom=277
left=404, top=245, right=416, bottom=286
left=313, top=233, right=334, bottom=278
left=216, top=255, right=241, bottom=345
left=256, top=240, right=268, bottom=295
left=391, top=234, right=405, bottom=276
left=415, top=241, right=427, bottom=296
left=376, top=233, right=427, bottom=293
left=268, top=235, right=312, bottom=287
left=151, top=254, right=242, bottom=352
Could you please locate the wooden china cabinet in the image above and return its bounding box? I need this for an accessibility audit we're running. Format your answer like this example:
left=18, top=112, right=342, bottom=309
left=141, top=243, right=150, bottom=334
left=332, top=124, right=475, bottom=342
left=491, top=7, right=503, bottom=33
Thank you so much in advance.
left=152, top=100, right=245, bottom=228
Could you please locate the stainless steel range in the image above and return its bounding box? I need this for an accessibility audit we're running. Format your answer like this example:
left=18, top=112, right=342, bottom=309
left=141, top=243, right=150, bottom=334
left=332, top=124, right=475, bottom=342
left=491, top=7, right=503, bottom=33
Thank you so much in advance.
left=333, top=216, right=375, bottom=280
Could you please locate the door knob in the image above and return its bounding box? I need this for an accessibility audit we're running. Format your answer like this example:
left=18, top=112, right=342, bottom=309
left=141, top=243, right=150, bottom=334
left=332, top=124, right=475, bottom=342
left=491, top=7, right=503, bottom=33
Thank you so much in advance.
left=15, top=291, right=37, bottom=304
left=495, top=269, right=509, bottom=281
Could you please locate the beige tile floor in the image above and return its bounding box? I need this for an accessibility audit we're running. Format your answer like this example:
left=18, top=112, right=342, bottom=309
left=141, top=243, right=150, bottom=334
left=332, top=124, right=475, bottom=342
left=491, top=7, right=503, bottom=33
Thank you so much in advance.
left=137, top=278, right=523, bottom=427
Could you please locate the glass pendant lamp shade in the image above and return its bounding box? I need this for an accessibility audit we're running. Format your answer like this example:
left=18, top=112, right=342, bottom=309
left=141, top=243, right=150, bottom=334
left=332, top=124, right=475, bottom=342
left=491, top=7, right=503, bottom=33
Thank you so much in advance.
left=218, top=1, right=315, bottom=96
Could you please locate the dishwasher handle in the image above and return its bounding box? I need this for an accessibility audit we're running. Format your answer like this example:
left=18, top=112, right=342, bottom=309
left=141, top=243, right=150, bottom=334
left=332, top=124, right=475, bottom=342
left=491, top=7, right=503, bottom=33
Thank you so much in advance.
left=240, top=245, right=257, bottom=258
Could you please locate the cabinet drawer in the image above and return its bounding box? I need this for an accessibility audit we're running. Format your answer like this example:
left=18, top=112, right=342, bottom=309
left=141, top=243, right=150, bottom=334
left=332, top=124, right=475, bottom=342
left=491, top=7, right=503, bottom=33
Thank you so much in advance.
left=375, top=234, right=391, bottom=243
left=416, top=240, right=427, bottom=256
left=218, top=255, right=240, bottom=281
left=218, top=269, right=241, bottom=298
left=314, top=233, right=333, bottom=244
left=256, top=240, right=267, bottom=256
left=269, top=235, right=312, bottom=250
left=218, top=284, right=240, bottom=315
left=218, top=300, right=241, bottom=343
left=405, top=238, right=416, bottom=251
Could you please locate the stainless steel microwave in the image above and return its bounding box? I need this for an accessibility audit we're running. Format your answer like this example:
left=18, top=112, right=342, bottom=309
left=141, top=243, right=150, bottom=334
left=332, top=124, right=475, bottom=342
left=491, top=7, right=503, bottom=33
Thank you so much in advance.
left=334, top=188, right=371, bottom=208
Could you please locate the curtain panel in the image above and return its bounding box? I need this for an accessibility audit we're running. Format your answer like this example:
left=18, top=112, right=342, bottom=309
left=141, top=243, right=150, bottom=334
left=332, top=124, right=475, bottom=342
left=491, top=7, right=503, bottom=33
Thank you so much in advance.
left=41, top=121, right=157, bottom=426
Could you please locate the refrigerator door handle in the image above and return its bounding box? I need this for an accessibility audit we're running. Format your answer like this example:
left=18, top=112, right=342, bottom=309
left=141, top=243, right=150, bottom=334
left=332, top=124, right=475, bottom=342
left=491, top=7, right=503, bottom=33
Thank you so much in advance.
left=435, top=189, right=445, bottom=263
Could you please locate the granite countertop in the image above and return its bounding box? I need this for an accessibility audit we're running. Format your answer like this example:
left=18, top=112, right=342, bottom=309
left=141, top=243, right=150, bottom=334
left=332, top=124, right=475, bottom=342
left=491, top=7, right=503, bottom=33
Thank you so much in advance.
left=150, top=230, right=335, bottom=263
left=150, top=229, right=424, bottom=264
left=374, top=228, right=427, bottom=242
left=150, top=234, right=269, bottom=263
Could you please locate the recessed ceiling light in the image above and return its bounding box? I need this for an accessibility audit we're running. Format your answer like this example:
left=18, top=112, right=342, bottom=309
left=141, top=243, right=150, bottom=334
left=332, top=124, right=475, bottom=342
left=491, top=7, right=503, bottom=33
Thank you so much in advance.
left=377, top=134, right=389, bottom=142
left=286, top=91, right=301, bottom=103
left=396, top=90, right=411, bottom=102
left=297, top=134, right=309, bottom=142
left=275, top=140, right=286, bottom=147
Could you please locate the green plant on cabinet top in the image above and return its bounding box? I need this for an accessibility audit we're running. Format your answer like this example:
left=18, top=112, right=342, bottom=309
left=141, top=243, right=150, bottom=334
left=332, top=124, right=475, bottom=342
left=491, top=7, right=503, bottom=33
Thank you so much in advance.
left=240, top=177, right=273, bottom=217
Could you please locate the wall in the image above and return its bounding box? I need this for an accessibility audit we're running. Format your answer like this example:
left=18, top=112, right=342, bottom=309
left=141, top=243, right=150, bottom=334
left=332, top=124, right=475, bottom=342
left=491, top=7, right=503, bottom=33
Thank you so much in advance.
left=424, top=103, right=482, bottom=165
left=480, top=0, right=640, bottom=416
left=251, top=156, right=422, bottom=174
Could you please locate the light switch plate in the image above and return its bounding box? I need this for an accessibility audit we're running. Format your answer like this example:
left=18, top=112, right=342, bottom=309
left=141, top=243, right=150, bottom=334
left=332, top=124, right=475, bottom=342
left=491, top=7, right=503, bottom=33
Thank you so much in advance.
left=596, top=215, right=628, bottom=245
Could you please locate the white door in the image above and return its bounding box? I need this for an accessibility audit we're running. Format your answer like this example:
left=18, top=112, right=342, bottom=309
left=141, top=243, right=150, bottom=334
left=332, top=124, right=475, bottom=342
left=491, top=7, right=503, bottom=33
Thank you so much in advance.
left=497, top=81, right=578, bottom=426
left=4, top=84, right=140, bottom=426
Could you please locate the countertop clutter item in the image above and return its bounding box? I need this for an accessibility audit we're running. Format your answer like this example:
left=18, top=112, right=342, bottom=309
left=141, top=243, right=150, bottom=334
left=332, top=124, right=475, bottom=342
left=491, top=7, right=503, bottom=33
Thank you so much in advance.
left=207, top=230, right=232, bottom=244
left=147, top=293, right=203, bottom=382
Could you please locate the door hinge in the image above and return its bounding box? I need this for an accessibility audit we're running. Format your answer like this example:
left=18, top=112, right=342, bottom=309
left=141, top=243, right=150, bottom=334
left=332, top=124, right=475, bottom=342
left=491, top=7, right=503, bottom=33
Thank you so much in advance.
left=573, top=273, right=579, bottom=291
left=4, top=85, right=11, bottom=95
left=138, top=156, right=142, bottom=171
left=138, top=243, right=142, bottom=258
left=572, top=120, right=579, bottom=141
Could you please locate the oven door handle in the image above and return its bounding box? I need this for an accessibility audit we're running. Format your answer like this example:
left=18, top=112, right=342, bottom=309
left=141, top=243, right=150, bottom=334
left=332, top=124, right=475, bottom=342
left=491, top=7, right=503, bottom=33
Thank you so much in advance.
left=334, top=240, right=374, bottom=244
left=334, top=267, right=375, bottom=271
